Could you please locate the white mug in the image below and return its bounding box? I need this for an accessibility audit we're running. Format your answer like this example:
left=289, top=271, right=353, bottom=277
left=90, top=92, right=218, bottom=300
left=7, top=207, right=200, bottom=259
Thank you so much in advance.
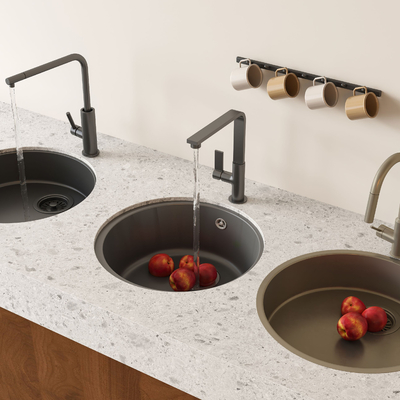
left=230, top=59, right=263, bottom=91
left=305, top=77, right=339, bottom=110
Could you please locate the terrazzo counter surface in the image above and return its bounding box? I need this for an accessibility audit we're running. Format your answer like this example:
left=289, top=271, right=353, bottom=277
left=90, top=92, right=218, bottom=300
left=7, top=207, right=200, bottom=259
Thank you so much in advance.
left=0, top=101, right=399, bottom=399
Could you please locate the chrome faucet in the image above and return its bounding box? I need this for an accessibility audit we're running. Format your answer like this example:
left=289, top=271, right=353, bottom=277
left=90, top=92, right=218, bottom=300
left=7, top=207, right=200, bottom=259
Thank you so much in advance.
left=5, top=54, right=99, bottom=157
left=364, top=153, right=400, bottom=259
left=187, top=109, right=247, bottom=203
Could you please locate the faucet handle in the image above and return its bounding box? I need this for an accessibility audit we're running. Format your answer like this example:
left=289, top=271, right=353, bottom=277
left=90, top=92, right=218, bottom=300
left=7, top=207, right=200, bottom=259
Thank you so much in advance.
left=213, top=150, right=224, bottom=179
left=66, top=112, right=77, bottom=129
left=66, top=112, right=82, bottom=138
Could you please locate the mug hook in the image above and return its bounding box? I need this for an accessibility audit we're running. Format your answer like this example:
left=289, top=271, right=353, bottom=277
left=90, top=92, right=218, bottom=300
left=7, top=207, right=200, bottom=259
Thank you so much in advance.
left=353, top=86, right=367, bottom=96
left=275, top=67, right=288, bottom=77
left=313, top=76, right=327, bottom=86
left=239, top=58, right=251, bottom=68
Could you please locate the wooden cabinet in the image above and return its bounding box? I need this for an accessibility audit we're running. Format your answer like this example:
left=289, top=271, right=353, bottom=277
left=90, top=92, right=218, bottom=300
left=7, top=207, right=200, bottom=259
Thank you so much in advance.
left=0, top=307, right=198, bottom=400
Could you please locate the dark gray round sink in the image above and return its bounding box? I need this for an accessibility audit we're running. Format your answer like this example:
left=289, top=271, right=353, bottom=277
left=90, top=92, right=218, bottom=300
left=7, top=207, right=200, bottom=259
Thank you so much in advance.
left=0, top=149, right=96, bottom=223
left=95, top=199, right=264, bottom=291
left=257, top=250, right=400, bottom=373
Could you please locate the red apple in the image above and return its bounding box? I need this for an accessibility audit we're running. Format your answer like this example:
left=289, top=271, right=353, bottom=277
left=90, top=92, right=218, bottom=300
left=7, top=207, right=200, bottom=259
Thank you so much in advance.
left=148, top=253, right=174, bottom=277
left=337, top=312, right=368, bottom=341
left=179, top=255, right=195, bottom=271
left=169, top=268, right=196, bottom=291
left=199, top=263, right=218, bottom=287
left=341, top=296, right=366, bottom=315
left=362, top=306, right=387, bottom=332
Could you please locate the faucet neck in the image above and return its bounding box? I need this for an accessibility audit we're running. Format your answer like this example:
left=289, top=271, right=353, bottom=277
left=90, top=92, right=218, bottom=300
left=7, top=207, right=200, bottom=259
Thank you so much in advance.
left=233, top=117, right=246, bottom=164
left=369, top=153, right=400, bottom=196
left=364, top=153, right=400, bottom=223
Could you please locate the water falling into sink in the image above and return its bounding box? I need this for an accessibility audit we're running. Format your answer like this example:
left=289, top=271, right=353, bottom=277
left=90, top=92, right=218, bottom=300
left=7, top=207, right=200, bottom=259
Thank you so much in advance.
left=192, top=149, right=220, bottom=289
left=193, top=148, right=201, bottom=288
left=9, top=87, right=30, bottom=221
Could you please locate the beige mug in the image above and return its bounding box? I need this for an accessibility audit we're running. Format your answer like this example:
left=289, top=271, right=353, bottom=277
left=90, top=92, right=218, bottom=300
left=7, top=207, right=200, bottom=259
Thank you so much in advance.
left=230, top=59, right=263, bottom=91
left=345, top=87, right=379, bottom=120
left=304, top=76, right=338, bottom=110
left=267, top=67, right=300, bottom=100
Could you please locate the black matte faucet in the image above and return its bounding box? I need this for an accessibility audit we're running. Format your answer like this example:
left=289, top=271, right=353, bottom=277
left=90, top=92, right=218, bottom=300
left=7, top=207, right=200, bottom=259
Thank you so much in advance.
left=5, top=54, right=99, bottom=157
left=187, top=110, right=247, bottom=203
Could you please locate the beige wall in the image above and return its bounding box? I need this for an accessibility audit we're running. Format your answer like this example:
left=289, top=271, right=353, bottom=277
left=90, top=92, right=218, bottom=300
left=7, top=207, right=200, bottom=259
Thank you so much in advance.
left=1, top=0, right=399, bottom=223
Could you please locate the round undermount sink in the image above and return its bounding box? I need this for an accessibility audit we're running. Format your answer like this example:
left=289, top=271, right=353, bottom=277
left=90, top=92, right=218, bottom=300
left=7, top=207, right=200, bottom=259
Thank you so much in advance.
left=0, top=149, right=96, bottom=223
left=95, top=199, right=264, bottom=291
left=256, top=250, right=400, bottom=373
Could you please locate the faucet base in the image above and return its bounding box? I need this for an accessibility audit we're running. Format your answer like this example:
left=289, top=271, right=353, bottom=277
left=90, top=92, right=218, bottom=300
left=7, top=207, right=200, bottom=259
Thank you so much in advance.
left=82, top=149, right=100, bottom=158
left=229, top=195, right=247, bottom=204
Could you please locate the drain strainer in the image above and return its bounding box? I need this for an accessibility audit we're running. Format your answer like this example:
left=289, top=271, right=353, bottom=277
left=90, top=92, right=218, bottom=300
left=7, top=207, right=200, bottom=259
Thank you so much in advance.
left=368, top=308, right=399, bottom=336
left=34, top=194, right=73, bottom=214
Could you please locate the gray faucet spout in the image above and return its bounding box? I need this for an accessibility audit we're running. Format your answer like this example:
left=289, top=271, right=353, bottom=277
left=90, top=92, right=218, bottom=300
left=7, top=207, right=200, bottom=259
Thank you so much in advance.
left=6, top=54, right=91, bottom=111
left=187, top=110, right=246, bottom=159
left=5, top=54, right=99, bottom=157
left=364, top=153, right=400, bottom=223
left=187, top=110, right=247, bottom=203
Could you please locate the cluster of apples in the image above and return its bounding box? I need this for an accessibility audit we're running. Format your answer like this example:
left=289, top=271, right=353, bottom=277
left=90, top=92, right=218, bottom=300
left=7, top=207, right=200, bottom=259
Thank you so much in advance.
left=148, top=253, right=218, bottom=291
left=337, top=296, right=388, bottom=341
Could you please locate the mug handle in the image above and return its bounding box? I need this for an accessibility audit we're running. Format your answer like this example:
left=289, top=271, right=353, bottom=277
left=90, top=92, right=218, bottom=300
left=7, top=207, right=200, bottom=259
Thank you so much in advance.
left=313, top=76, right=326, bottom=86
left=353, top=86, right=367, bottom=96
left=275, top=67, right=288, bottom=77
left=239, top=58, right=251, bottom=68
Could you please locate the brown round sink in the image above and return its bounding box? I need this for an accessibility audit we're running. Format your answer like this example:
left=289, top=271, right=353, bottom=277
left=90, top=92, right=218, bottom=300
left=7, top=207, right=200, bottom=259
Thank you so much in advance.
left=256, top=250, right=400, bottom=373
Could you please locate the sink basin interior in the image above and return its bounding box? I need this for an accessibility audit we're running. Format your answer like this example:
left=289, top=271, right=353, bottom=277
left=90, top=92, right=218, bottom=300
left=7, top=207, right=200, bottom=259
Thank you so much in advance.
left=95, top=200, right=264, bottom=291
left=257, top=251, right=400, bottom=373
left=0, top=149, right=96, bottom=223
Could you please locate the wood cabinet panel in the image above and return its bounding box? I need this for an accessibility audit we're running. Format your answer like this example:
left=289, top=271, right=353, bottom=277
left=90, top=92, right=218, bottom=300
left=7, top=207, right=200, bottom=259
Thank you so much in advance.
left=0, top=308, right=41, bottom=400
left=0, top=308, right=198, bottom=400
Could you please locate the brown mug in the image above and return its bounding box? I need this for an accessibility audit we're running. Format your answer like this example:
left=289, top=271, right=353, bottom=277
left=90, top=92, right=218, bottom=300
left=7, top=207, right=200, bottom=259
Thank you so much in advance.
left=345, top=87, right=379, bottom=120
left=267, top=67, right=300, bottom=100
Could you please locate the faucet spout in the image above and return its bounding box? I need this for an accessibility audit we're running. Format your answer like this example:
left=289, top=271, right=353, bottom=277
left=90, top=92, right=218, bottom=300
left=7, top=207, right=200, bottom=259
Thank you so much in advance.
left=364, top=153, right=400, bottom=223
left=187, top=110, right=247, bottom=203
left=187, top=110, right=246, bottom=150
left=5, top=54, right=99, bottom=157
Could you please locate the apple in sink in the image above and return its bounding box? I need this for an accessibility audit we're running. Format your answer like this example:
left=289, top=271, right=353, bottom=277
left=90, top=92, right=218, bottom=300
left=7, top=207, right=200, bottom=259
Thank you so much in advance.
left=337, top=312, right=368, bottom=341
left=148, top=253, right=174, bottom=277
left=179, top=255, right=195, bottom=271
left=341, top=296, right=366, bottom=315
left=362, top=306, right=388, bottom=332
left=199, top=263, right=218, bottom=287
left=169, top=268, right=196, bottom=291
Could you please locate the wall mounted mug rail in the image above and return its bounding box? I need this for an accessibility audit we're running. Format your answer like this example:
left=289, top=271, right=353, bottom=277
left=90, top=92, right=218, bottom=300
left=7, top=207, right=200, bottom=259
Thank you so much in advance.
left=236, top=56, right=382, bottom=97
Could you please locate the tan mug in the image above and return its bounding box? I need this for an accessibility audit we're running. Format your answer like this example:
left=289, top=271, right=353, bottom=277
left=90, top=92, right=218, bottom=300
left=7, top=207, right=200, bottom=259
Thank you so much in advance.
left=345, top=87, right=379, bottom=120
left=267, top=67, right=300, bottom=100
left=304, top=76, right=338, bottom=110
left=230, top=59, right=263, bottom=91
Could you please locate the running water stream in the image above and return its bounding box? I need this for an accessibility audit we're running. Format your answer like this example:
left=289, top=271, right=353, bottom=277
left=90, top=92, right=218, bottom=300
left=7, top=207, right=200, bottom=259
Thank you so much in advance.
left=9, top=87, right=30, bottom=221
left=193, top=148, right=201, bottom=288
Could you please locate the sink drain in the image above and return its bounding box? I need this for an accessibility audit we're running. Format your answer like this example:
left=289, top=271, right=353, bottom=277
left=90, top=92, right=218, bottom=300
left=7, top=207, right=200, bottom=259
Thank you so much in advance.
left=215, top=218, right=227, bottom=230
left=34, top=195, right=73, bottom=214
left=368, top=308, right=399, bottom=336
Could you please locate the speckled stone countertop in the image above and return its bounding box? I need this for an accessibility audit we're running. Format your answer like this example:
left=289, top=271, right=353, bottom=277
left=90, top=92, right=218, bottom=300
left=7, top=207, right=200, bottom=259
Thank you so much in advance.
left=0, top=101, right=399, bottom=400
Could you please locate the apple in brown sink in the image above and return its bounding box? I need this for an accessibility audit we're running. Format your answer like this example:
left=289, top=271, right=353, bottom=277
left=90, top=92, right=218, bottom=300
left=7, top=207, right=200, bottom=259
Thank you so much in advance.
left=362, top=306, right=388, bottom=332
left=337, top=312, right=368, bottom=341
left=341, top=296, right=366, bottom=315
